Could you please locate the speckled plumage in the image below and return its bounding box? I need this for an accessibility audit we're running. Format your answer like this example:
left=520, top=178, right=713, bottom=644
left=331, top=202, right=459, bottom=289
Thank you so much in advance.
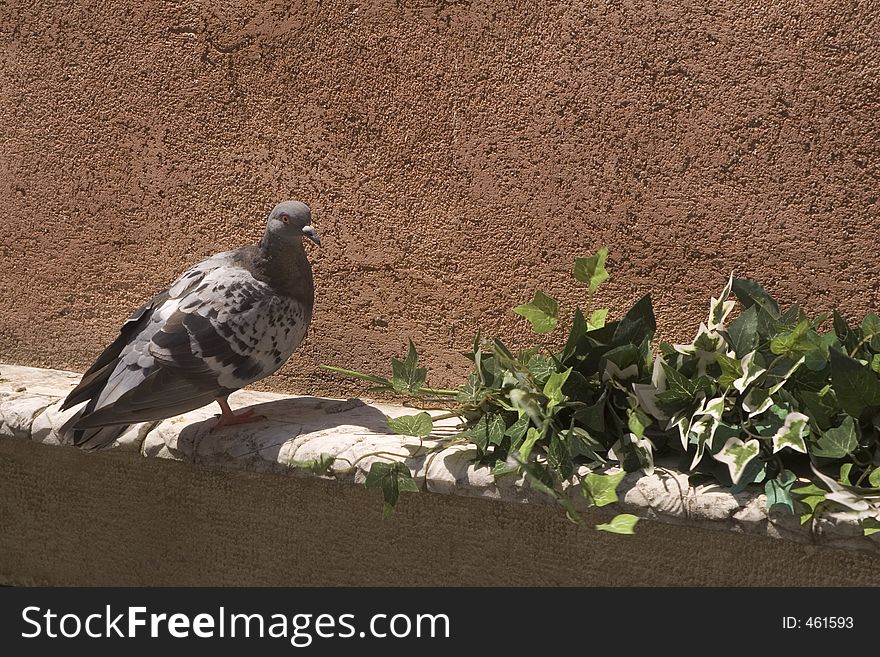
left=60, top=201, right=319, bottom=449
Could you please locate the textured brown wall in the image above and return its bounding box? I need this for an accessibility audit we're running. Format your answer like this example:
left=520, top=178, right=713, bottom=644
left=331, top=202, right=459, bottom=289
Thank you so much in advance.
left=1, top=1, right=878, bottom=398
left=3, top=438, right=878, bottom=586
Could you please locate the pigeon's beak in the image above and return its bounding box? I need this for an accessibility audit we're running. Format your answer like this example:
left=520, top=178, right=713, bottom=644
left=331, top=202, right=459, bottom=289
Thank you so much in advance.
left=302, top=225, right=321, bottom=246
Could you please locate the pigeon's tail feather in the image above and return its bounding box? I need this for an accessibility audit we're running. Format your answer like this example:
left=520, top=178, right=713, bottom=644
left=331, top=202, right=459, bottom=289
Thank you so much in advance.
left=59, top=407, right=131, bottom=450
left=60, top=361, right=117, bottom=411
left=61, top=298, right=160, bottom=413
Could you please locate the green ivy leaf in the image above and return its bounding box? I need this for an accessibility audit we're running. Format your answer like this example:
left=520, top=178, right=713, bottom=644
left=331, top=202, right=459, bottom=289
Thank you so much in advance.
left=519, top=427, right=543, bottom=460
left=588, top=308, right=609, bottom=330
left=792, top=483, right=827, bottom=524
left=872, top=354, right=880, bottom=374
left=832, top=310, right=859, bottom=353
left=582, top=471, right=626, bottom=507
left=289, top=453, right=336, bottom=476
left=390, top=340, right=428, bottom=394
left=513, top=290, right=559, bottom=334
left=365, top=461, right=419, bottom=516
left=839, top=463, right=853, bottom=485
left=456, top=372, right=483, bottom=403
left=811, top=416, right=858, bottom=459
left=829, top=348, right=880, bottom=418
left=458, top=413, right=506, bottom=450
left=799, top=386, right=837, bottom=431
left=726, top=305, right=759, bottom=357
left=561, top=308, right=587, bottom=363
left=716, top=353, right=743, bottom=389
left=657, top=362, right=698, bottom=403
left=860, top=313, right=880, bottom=351
left=627, top=407, right=652, bottom=439
left=595, top=513, right=640, bottom=535
left=613, top=294, right=656, bottom=346
left=765, top=470, right=796, bottom=514
left=732, top=278, right=780, bottom=316
left=770, top=319, right=819, bottom=359
left=504, top=415, right=530, bottom=444
left=386, top=412, right=434, bottom=437
left=869, top=467, right=880, bottom=489
left=566, top=427, right=606, bottom=463
left=543, top=367, right=572, bottom=411
left=573, top=247, right=610, bottom=294
left=526, top=353, right=556, bottom=382
left=863, top=518, right=880, bottom=536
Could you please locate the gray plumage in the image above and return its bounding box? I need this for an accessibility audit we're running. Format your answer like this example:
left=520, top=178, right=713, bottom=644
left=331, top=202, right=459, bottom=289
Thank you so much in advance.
left=60, top=200, right=320, bottom=449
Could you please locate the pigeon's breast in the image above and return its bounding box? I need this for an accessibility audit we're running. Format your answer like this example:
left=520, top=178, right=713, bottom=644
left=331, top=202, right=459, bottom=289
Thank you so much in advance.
left=191, top=271, right=311, bottom=389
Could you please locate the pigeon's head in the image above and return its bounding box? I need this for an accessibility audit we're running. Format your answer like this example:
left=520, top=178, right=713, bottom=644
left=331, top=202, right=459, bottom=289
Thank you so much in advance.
left=266, top=200, right=321, bottom=246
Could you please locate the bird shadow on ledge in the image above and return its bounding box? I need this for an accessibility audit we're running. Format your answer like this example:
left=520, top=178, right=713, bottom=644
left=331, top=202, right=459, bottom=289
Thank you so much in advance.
left=166, top=396, right=399, bottom=469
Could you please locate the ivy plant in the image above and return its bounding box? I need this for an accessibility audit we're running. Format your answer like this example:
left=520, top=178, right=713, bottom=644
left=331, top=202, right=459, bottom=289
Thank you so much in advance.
left=320, top=250, right=880, bottom=536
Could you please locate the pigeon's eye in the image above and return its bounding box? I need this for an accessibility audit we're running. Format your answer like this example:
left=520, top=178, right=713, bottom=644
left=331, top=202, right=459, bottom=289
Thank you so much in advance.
left=280, top=215, right=289, bottom=223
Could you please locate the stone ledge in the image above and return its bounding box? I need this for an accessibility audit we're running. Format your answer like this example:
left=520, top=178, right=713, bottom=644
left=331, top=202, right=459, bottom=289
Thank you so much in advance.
left=1, top=362, right=878, bottom=556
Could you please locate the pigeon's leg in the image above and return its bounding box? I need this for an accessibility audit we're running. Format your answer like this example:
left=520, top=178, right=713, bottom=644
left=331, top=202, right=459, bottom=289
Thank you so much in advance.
left=211, top=397, right=264, bottom=431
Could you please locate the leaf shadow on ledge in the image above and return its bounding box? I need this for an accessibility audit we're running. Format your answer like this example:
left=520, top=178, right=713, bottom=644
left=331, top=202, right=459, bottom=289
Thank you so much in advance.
left=164, top=396, right=397, bottom=469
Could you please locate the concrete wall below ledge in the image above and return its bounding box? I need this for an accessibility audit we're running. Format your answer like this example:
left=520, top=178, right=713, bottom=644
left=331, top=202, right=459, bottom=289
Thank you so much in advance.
left=2, top=438, right=879, bottom=587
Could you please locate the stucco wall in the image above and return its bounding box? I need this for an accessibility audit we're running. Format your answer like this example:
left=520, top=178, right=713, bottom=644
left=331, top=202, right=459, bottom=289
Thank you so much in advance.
left=1, top=1, right=878, bottom=398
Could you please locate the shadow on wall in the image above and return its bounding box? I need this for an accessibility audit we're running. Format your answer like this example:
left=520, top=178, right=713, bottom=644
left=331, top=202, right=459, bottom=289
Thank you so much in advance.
left=166, top=396, right=396, bottom=467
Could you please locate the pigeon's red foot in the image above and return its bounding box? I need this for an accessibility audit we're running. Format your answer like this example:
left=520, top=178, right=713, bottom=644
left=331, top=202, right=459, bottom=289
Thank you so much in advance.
left=211, top=398, right=265, bottom=432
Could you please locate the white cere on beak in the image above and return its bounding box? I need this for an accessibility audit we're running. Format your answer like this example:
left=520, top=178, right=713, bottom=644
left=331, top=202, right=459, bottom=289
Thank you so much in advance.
left=302, top=225, right=321, bottom=246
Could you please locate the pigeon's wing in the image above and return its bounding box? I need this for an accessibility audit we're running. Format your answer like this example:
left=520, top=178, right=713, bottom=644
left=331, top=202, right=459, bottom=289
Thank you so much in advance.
left=69, top=259, right=297, bottom=430
left=60, top=252, right=242, bottom=440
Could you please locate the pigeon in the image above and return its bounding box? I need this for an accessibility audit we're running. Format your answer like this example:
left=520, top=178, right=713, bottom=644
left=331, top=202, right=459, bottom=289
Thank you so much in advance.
left=59, top=200, right=320, bottom=450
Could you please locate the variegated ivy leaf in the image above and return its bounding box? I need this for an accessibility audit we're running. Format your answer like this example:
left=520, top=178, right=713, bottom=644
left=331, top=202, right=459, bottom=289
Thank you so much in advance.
left=692, top=327, right=724, bottom=374
left=733, top=351, right=766, bottom=393
left=743, top=387, right=773, bottom=417
left=808, top=464, right=879, bottom=513
left=707, top=273, right=736, bottom=332
left=771, top=411, right=809, bottom=454
left=687, top=395, right=726, bottom=469
left=714, top=437, right=761, bottom=484
left=608, top=433, right=656, bottom=476
left=688, top=417, right=716, bottom=469
left=825, top=491, right=873, bottom=512
left=632, top=356, right=669, bottom=421
left=601, top=360, right=639, bottom=384
left=767, top=356, right=805, bottom=394
left=508, top=388, right=543, bottom=424
left=630, top=433, right=656, bottom=476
